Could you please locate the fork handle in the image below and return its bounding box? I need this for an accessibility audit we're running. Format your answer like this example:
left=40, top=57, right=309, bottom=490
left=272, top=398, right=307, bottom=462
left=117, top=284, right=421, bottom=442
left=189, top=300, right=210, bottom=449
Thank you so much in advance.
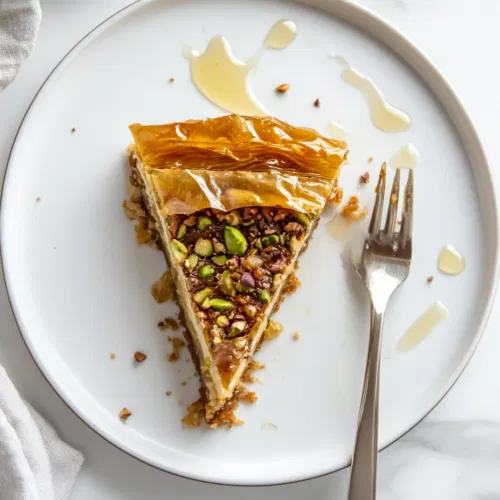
left=347, top=303, right=385, bottom=500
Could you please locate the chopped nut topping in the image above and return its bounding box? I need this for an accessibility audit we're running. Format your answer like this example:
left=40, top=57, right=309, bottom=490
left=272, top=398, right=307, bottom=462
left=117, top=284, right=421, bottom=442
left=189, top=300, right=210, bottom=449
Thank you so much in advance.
left=134, top=351, right=147, bottom=362
left=275, top=83, right=290, bottom=93
left=119, top=408, right=132, bottom=420
left=360, top=172, right=370, bottom=184
left=313, top=98, right=320, bottom=107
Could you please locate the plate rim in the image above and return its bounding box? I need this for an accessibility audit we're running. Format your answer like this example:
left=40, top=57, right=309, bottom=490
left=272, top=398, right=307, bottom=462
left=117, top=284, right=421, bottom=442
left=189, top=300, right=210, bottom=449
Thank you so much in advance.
left=1, top=0, right=499, bottom=486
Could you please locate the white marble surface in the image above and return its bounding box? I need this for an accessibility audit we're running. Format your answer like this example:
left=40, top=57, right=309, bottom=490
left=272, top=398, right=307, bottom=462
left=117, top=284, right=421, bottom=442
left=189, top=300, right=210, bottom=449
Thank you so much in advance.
left=1, top=0, right=500, bottom=498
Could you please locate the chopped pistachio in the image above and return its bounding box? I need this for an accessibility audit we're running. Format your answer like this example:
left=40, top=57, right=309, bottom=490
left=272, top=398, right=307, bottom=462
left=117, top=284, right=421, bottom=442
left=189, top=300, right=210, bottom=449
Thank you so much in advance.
left=224, top=226, right=248, bottom=256
left=235, top=281, right=244, bottom=293
left=262, top=234, right=280, bottom=247
left=212, top=255, right=227, bottom=266
left=289, top=235, right=301, bottom=255
left=176, top=223, right=187, bottom=239
left=226, top=210, right=241, bottom=226
left=220, top=270, right=236, bottom=296
left=201, top=297, right=211, bottom=309
left=273, top=273, right=283, bottom=290
left=296, top=213, right=311, bottom=228
left=255, top=238, right=263, bottom=251
left=196, top=216, right=212, bottom=231
left=227, top=320, right=247, bottom=338
left=170, top=240, right=188, bottom=263
left=185, top=253, right=199, bottom=271
left=248, top=248, right=258, bottom=256
left=193, top=287, right=213, bottom=304
left=198, top=264, right=215, bottom=278
left=194, top=238, right=213, bottom=257
left=241, top=220, right=255, bottom=227
left=258, top=289, right=271, bottom=304
left=207, top=298, right=235, bottom=311
left=216, top=315, right=230, bottom=327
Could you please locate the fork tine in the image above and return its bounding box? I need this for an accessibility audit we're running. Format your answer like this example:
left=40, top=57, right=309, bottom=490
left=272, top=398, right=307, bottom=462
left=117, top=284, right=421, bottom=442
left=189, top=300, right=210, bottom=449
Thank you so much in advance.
left=400, top=169, right=414, bottom=247
left=384, top=168, right=400, bottom=235
left=368, top=163, right=386, bottom=236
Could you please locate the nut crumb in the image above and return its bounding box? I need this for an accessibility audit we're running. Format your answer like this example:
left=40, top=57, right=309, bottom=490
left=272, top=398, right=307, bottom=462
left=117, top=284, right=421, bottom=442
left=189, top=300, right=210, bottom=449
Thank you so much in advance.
left=151, top=271, right=174, bottom=303
left=167, top=336, right=186, bottom=362
left=368, top=156, right=373, bottom=163
left=134, top=351, right=147, bottom=363
left=169, top=77, right=175, bottom=83
left=427, top=276, right=434, bottom=283
left=328, top=179, right=344, bottom=206
left=71, top=127, right=76, bottom=133
left=166, top=391, right=172, bottom=397
left=119, top=408, right=132, bottom=420
left=292, top=331, right=300, bottom=341
left=158, top=317, right=179, bottom=331
left=275, top=83, right=290, bottom=94
left=35, top=196, right=41, bottom=202
left=110, top=353, right=116, bottom=360
left=360, top=172, right=370, bottom=184
left=341, top=195, right=367, bottom=220
left=313, top=98, right=320, bottom=107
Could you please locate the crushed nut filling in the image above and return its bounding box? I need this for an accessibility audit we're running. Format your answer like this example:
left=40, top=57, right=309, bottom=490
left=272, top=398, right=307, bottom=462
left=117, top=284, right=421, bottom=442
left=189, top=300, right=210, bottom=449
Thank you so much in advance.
left=167, top=207, right=312, bottom=352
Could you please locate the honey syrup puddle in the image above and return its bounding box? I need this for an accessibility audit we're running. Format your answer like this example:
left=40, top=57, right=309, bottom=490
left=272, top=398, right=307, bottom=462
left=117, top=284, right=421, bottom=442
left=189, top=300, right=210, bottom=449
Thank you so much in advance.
left=397, top=301, right=449, bottom=352
left=390, top=143, right=419, bottom=169
left=326, top=121, right=348, bottom=141
left=327, top=215, right=352, bottom=241
left=438, top=245, right=465, bottom=275
left=184, top=20, right=296, bottom=115
left=331, top=54, right=412, bottom=133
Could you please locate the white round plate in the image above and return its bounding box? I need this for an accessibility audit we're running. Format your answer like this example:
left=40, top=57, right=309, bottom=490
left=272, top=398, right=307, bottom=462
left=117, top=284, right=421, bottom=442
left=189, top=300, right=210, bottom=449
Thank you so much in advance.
left=1, top=0, right=498, bottom=486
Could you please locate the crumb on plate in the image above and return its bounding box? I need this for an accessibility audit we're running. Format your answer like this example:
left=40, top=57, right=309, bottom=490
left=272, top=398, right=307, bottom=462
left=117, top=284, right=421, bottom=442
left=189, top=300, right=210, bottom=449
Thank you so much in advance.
left=292, top=331, right=300, bottom=341
left=275, top=83, right=289, bottom=93
left=158, top=317, right=179, bottom=331
left=166, top=391, right=172, bottom=397
left=368, top=156, right=373, bottom=163
left=341, top=195, right=367, bottom=220
left=169, top=77, right=175, bottom=83
left=119, top=408, right=132, bottom=420
left=427, top=276, right=434, bottom=283
left=71, top=127, right=76, bottom=133
left=134, top=351, right=147, bottom=363
left=313, top=98, right=320, bottom=107
left=360, top=172, right=370, bottom=184
left=328, top=179, right=343, bottom=205
left=110, top=353, right=116, bottom=360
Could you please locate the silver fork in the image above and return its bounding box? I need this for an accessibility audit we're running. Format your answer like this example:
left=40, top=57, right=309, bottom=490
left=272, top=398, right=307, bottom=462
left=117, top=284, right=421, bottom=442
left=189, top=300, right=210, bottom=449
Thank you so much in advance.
left=347, top=163, right=413, bottom=500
